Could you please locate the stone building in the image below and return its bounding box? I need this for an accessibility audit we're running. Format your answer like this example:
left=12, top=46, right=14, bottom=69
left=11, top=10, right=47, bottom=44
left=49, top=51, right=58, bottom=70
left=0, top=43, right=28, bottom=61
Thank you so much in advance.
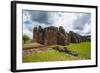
left=33, top=26, right=85, bottom=46
left=33, top=26, right=69, bottom=46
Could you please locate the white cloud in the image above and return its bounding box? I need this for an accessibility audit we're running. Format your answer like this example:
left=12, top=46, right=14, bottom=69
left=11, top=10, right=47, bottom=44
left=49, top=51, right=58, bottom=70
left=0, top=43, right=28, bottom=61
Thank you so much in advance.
left=23, top=10, right=91, bottom=38
left=53, top=12, right=78, bottom=32
left=82, top=23, right=91, bottom=35
left=23, top=23, right=33, bottom=39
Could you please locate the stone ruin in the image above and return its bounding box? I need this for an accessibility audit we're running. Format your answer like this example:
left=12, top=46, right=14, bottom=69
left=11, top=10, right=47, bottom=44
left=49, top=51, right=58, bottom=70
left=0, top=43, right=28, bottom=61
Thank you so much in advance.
left=69, top=31, right=83, bottom=43
left=33, top=26, right=86, bottom=46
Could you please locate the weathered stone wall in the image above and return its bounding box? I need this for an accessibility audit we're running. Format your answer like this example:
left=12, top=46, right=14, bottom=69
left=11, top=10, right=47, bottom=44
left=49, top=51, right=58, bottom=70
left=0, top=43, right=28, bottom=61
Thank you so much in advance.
left=57, top=26, right=69, bottom=45
left=33, top=26, right=84, bottom=46
left=33, top=26, right=44, bottom=44
left=69, top=31, right=82, bottom=43
left=44, top=26, right=58, bottom=45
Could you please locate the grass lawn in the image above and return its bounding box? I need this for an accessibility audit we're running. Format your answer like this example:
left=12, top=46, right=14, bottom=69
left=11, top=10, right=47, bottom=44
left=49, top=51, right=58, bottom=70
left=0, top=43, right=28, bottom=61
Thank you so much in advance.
left=23, top=42, right=91, bottom=63
left=67, top=42, right=91, bottom=59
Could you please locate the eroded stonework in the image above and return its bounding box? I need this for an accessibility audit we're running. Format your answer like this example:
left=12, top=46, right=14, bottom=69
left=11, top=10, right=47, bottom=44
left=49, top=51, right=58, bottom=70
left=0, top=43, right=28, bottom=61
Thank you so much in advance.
left=33, top=26, right=84, bottom=46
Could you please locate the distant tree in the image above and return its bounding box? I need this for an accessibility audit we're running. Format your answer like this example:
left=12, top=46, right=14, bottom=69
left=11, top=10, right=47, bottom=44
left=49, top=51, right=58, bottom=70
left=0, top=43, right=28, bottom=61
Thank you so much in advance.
left=23, top=34, right=30, bottom=44
left=82, top=35, right=91, bottom=42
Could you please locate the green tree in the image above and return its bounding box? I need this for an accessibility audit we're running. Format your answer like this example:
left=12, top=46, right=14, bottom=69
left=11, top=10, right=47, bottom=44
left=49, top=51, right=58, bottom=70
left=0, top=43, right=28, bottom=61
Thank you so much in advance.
left=23, top=34, right=30, bottom=44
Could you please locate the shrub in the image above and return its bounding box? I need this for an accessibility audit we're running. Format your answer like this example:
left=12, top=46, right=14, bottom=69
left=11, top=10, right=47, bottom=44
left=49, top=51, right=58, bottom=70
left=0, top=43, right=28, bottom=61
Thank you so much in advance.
left=23, top=34, right=31, bottom=44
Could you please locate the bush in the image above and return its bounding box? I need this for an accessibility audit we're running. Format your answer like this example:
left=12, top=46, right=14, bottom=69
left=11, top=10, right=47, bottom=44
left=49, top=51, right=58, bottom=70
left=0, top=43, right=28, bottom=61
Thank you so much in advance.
left=23, top=35, right=31, bottom=44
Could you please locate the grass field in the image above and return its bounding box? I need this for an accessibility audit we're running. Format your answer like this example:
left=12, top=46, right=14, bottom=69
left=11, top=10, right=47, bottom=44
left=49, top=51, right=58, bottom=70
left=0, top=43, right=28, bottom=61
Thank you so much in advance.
left=23, top=42, right=91, bottom=63
left=67, top=42, right=91, bottom=59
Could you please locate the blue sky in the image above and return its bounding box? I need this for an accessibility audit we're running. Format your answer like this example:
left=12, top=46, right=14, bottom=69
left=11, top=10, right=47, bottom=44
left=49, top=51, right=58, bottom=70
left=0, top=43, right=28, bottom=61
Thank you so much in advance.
left=23, top=10, right=91, bottom=38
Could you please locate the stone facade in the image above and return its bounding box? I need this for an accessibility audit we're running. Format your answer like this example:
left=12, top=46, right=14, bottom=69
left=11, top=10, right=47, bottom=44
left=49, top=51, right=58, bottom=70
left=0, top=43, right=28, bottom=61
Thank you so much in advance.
left=44, top=26, right=58, bottom=45
left=33, top=26, right=69, bottom=46
left=69, top=31, right=82, bottom=43
left=33, top=26, right=85, bottom=46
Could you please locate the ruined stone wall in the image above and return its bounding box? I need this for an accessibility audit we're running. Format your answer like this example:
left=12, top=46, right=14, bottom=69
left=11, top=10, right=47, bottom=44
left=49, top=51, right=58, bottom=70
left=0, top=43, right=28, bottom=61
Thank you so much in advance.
left=33, top=26, right=84, bottom=46
left=44, top=26, right=58, bottom=45
left=69, top=31, right=83, bottom=43
left=33, top=26, right=44, bottom=44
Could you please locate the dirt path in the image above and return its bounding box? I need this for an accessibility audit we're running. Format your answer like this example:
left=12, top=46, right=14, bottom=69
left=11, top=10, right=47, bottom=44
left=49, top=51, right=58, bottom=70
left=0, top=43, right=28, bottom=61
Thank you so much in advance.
left=22, top=46, right=50, bottom=56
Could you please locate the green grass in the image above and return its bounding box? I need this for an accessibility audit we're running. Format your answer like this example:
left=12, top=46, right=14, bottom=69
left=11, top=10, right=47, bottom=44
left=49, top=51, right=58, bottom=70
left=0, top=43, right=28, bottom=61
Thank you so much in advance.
left=23, top=42, right=91, bottom=63
left=23, top=50, right=78, bottom=62
left=67, top=42, right=91, bottom=59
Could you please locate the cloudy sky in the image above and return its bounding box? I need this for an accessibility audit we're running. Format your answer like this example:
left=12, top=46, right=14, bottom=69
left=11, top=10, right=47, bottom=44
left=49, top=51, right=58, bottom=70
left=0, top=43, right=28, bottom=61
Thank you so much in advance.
left=23, top=10, right=91, bottom=39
